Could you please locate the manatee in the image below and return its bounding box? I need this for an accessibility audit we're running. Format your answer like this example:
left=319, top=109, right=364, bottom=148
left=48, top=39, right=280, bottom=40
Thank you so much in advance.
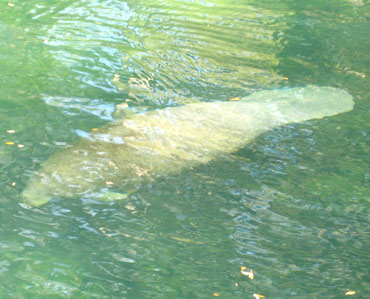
left=21, top=86, right=354, bottom=206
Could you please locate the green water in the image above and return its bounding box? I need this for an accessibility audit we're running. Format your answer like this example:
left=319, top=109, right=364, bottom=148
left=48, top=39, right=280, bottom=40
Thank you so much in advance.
left=1, top=0, right=369, bottom=297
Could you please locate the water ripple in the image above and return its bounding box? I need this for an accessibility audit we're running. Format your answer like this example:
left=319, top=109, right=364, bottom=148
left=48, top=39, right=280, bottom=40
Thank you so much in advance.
left=38, top=0, right=292, bottom=106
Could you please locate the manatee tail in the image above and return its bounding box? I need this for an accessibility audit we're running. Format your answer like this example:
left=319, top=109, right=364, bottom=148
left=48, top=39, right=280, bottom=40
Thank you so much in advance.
left=242, top=86, right=354, bottom=123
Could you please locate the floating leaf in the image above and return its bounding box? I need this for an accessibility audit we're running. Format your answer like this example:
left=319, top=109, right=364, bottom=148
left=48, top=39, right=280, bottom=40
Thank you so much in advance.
left=116, top=103, right=129, bottom=109
left=5, top=141, right=14, bottom=145
left=213, top=293, right=220, bottom=297
left=99, top=227, right=113, bottom=237
left=17, top=144, right=24, bottom=148
left=345, top=291, right=356, bottom=296
left=346, top=70, right=366, bottom=78
left=229, top=97, right=240, bottom=101
left=106, top=181, right=114, bottom=185
left=241, top=267, right=254, bottom=279
left=253, top=294, right=265, bottom=299
left=92, top=128, right=99, bottom=132
left=283, top=77, right=289, bottom=80
left=112, top=73, right=120, bottom=82
left=8, top=3, right=15, bottom=7
left=6, top=130, right=15, bottom=134
left=125, top=205, right=136, bottom=211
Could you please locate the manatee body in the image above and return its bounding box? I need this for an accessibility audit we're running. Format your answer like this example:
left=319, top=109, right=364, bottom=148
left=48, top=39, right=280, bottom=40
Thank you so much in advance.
left=21, top=86, right=354, bottom=206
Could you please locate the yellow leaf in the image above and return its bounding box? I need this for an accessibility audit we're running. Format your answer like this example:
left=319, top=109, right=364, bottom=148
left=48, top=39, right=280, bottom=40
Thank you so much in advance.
left=229, top=97, right=240, bottom=101
left=92, top=128, right=99, bottom=132
left=241, top=267, right=254, bottom=279
left=112, top=73, right=120, bottom=82
left=345, top=291, right=356, bottom=296
left=249, top=269, right=254, bottom=279
left=99, top=227, right=113, bottom=237
left=253, top=294, right=265, bottom=299
left=283, top=77, right=289, bottom=80
left=5, top=141, right=14, bottom=145
left=213, top=293, right=220, bottom=297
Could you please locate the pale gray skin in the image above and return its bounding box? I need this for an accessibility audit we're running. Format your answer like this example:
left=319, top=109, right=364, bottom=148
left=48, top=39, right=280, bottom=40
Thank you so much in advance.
left=22, top=86, right=354, bottom=206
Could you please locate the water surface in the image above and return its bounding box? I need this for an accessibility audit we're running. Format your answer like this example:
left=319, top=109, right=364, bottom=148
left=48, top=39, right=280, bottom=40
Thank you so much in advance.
left=0, top=0, right=369, bottom=297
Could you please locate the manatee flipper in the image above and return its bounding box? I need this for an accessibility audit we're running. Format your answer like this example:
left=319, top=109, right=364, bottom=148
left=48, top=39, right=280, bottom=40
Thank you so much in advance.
left=23, top=193, right=52, bottom=207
